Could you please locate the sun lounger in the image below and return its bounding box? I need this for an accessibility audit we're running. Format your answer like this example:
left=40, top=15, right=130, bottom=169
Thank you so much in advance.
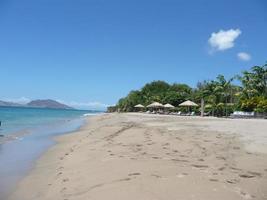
left=204, top=111, right=211, bottom=116
left=230, top=111, right=255, bottom=118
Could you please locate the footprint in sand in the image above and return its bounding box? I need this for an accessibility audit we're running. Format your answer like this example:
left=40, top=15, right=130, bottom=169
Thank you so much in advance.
left=230, top=167, right=242, bottom=171
left=209, top=178, right=219, bottom=182
left=151, top=174, right=162, bottom=178
left=57, top=172, right=63, bottom=176
left=239, top=174, right=255, bottom=178
left=176, top=173, right=188, bottom=178
left=62, top=178, right=69, bottom=182
left=60, top=187, right=67, bottom=193
left=247, top=171, right=262, bottom=177
left=218, top=166, right=225, bottom=171
left=118, top=177, right=131, bottom=182
left=233, top=146, right=240, bottom=150
left=191, top=164, right=209, bottom=169
left=216, top=134, right=222, bottom=139
left=239, top=171, right=262, bottom=178
left=226, top=179, right=239, bottom=184
left=204, top=140, right=211, bottom=142
left=128, top=172, right=141, bottom=176
left=172, top=158, right=189, bottom=163
left=216, top=156, right=226, bottom=160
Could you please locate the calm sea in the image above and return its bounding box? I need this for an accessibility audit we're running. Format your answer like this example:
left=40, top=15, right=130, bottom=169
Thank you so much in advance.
left=0, top=106, right=102, bottom=200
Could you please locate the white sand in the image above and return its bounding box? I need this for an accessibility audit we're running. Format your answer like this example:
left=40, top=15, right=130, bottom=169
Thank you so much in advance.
left=8, top=113, right=267, bottom=200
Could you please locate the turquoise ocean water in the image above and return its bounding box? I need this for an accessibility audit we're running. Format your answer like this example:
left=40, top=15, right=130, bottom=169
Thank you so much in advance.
left=0, top=106, right=101, bottom=200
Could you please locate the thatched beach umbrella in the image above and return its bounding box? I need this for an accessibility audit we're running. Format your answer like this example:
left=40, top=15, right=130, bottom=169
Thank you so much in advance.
left=147, top=102, right=164, bottom=113
left=134, top=104, right=145, bottom=112
left=164, top=103, right=175, bottom=108
left=179, top=100, right=198, bottom=113
left=147, top=102, right=164, bottom=108
left=179, top=100, right=198, bottom=107
left=164, top=103, right=175, bottom=113
left=134, top=104, right=145, bottom=108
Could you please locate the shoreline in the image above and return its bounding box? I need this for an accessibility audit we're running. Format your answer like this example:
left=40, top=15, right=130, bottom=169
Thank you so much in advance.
left=0, top=116, right=89, bottom=200
left=8, top=113, right=267, bottom=200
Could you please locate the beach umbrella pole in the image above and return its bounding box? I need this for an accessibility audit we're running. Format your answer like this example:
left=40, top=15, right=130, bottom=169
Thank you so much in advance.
left=201, top=98, right=204, bottom=117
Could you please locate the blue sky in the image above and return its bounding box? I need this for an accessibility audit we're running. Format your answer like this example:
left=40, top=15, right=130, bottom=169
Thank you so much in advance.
left=0, top=0, right=266, bottom=110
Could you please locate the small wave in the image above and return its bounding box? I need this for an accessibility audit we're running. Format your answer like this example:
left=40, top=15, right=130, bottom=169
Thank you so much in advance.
left=0, top=135, right=18, bottom=144
left=0, top=130, right=29, bottom=144
left=83, top=113, right=98, bottom=117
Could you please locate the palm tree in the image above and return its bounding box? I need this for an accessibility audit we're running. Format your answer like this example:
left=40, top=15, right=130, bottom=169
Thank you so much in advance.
left=239, top=63, right=267, bottom=98
left=250, top=65, right=267, bottom=97
left=197, top=80, right=217, bottom=116
left=214, top=75, right=235, bottom=116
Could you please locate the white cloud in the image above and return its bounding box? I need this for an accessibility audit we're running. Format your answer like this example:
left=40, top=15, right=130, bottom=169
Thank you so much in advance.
left=237, top=52, right=251, bottom=61
left=208, top=29, right=241, bottom=52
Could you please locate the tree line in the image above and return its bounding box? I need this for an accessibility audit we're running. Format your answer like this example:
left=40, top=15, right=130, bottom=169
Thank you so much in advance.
left=109, top=63, right=267, bottom=116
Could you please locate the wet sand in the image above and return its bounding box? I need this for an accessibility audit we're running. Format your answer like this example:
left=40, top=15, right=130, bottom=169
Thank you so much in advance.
left=8, top=113, right=267, bottom=200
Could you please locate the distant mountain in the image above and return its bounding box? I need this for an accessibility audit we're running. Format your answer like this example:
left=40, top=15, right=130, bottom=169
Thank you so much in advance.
left=27, top=99, right=73, bottom=109
left=0, top=99, right=73, bottom=110
left=0, top=100, right=23, bottom=107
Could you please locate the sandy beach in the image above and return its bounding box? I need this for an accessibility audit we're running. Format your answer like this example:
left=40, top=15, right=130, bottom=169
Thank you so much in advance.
left=8, top=113, right=267, bottom=200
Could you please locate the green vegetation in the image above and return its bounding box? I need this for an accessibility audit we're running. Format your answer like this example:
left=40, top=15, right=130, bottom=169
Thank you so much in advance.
left=116, top=81, right=192, bottom=112
left=112, top=63, right=267, bottom=116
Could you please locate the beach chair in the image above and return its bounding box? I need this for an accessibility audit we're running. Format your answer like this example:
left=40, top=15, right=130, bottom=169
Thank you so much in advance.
left=230, top=111, right=255, bottom=118
left=204, top=111, right=211, bottom=116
